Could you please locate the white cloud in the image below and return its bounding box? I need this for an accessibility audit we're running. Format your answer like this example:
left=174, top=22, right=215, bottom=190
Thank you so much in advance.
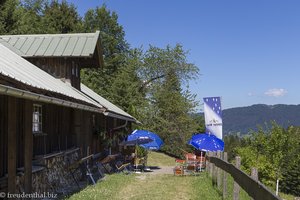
left=264, top=88, right=287, bottom=97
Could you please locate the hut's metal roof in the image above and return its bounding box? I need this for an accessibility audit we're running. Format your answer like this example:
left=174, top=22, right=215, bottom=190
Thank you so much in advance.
left=0, top=43, right=102, bottom=109
left=81, top=83, right=137, bottom=122
left=0, top=43, right=137, bottom=122
left=0, top=31, right=100, bottom=57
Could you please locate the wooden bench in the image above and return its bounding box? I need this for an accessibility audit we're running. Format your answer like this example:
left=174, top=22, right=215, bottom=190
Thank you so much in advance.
left=67, top=154, right=96, bottom=187
left=98, top=154, right=121, bottom=173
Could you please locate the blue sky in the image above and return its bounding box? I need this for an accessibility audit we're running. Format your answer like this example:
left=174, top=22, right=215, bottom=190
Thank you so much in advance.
left=67, top=0, right=300, bottom=109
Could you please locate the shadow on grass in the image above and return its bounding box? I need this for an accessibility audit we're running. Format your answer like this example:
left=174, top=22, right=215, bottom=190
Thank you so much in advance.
left=148, top=166, right=161, bottom=170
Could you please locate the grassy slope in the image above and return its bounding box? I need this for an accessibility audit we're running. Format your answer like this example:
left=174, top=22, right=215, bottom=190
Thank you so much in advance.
left=67, top=152, right=221, bottom=200
left=146, top=151, right=176, bottom=166
left=67, top=173, right=221, bottom=200
left=67, top=151, right=293, bottom=200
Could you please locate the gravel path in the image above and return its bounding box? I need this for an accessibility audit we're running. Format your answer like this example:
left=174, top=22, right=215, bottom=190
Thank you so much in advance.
left=146, top=166, right=174, bottom=175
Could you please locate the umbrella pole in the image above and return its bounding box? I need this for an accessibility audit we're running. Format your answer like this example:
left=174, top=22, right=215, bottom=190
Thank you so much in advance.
left=135, top=145, right=137, bottom=170
left=200, top=151, right=203, bottom=172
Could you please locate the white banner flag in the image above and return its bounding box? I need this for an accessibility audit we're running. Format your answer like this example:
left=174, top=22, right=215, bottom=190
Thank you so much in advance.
left=203, top=97, right=223, bottom=140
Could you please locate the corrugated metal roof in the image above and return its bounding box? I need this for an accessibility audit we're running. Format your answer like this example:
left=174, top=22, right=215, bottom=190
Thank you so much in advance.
left=0, top=43, right=137, bottom=122
left=0, top=31, right=100, bottom=57
left=81, top=83, right=137, bottom=122
left=0, top=43, right=102, bottom=109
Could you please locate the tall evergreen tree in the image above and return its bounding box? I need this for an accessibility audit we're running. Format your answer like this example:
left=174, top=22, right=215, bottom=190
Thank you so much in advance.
left=41, top=0, right=82, bottom=33
left=0, top=0, right=20, bottom=34
left=109, top=48, right=146, bottom=119
left=139, top=44, right=199, bottom=157
left=81, top=5, right=130, bottom=101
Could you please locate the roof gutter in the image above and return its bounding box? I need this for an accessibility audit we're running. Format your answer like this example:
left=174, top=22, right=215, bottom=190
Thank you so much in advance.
left=0, top=84, right=104, bottom=113
left=104, top=111, right=141, bottom=124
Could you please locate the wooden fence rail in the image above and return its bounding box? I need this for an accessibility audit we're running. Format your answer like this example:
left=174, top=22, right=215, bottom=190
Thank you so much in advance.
left=207, top=152, right=282, bottom=200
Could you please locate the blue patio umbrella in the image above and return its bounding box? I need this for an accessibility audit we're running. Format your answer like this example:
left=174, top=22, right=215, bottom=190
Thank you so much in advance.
left=119, top=137, right=153, bottom=146
left=188, top=133, right=224, bottom=152
left=128, top=130, right=163, bottom=150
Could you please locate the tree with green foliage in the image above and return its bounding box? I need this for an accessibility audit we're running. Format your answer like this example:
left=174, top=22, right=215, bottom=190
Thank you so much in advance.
left=280, top=126, right=300, bottom=196
left=0, top=0, right=202, bottom=160
left=235, top=122, right=300, bottom=196
left=0, top=0, right=82, bottom=34
left=0, top=0, right=21, bottom=34
left=41, top=0, right=82, bottom=33
left=109, top=49, right=147, bottom=119
left=137, top=44, right=199, bottom=157
left=81, top=5, right=130, bottom=101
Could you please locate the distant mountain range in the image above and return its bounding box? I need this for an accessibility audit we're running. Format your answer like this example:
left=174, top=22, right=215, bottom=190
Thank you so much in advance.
left=222, top=104, right=300, bottom=135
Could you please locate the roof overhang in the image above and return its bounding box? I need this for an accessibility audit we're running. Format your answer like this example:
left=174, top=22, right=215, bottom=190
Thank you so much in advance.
left=0, top=31, right=104, bottom=68
left=103, top=111, right=140, bottom=123
left=0, top=84, right=104, bottom=113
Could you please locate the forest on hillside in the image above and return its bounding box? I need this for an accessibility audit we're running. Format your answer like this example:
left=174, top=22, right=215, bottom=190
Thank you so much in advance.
left=223, top=104, right=300, bottom=134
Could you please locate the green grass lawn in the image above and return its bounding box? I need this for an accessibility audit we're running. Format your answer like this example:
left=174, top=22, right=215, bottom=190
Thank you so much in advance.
left=146, top=151, right=176, bottom=166
left=66, top=173, right=221, bottom=200
left=65, top=151, right=294, bottom=200
left=66, top=151, right=222, bottom=200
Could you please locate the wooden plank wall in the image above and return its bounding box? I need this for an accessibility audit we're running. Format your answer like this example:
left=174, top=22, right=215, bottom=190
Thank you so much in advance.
left=33, top=104, right=75, bottom=156
left=24, top=100, right=33, bottom=193
left=73, top=109, right=94, bottom=156
left=0, top=95, right=33, bottom=192
left=83, top=111, right=92, bottom=156
left=0, top=95, right=8, bottom=178
left=7, top=96, right=17, bottom=193
left=16, top=99, right=25, bottom=168
left=27, top=57, right=81, bottom=90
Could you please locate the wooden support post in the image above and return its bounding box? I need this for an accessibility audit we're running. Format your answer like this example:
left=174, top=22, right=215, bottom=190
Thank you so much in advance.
left=7, top=96, right=17, bottom=194
left=24, top=100, right=33, bottom=194
left=73, top=109, right=81, bottom=149
left=233, top=156, right=241, bottom=200
left=223, top=152, right=228, bottom=200
left=217, top=151, right=222, bottom=190
left=251, top=167, right=258, bottom=200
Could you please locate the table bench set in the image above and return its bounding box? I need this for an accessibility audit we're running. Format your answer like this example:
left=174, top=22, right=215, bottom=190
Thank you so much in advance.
left=174, top=153, right=206, bottom=176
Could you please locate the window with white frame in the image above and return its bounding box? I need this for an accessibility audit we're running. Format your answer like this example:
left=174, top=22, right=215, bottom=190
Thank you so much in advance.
left=32, top=104, right=42, bottom=133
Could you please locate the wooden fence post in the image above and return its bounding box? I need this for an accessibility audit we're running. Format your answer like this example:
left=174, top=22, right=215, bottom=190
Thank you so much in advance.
left=223, top=152, right=228, bottom=199
left=233, top=156, right=241, bottom=200
left=206, top=151, right=210, bottom=175
left=217, top=151, right=222, bottom=190
left=209, top=152, right=214, bottom=178
left=251, top=167, right=258, bottom=200
left=212, top=152, right=217, bottom=186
